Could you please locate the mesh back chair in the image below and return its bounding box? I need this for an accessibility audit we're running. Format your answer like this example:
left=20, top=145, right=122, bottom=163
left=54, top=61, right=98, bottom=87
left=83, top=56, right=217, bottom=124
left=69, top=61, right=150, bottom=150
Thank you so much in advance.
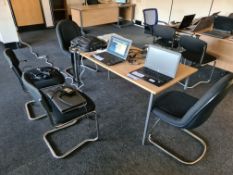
left=153, top=25, right=178, bottom=49
left=179, top=35, right=217, bottom=88
left=143, top=8, right=158, bottom=34
left=22, top=73, right=99, bottom=159
left=148, top=73, right=233, bottom=165
left=3, top=48, right=65, bottom=120
left=229, top=13, right=233, bottom=18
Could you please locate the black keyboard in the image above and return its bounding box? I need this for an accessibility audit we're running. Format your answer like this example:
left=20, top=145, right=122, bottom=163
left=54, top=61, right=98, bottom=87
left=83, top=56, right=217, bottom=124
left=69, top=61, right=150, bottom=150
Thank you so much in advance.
left=203, top=30, right=231, bottom=39
left=95, top=52, right=123, bottom=66
left=137, top=67, right=172, bottom=87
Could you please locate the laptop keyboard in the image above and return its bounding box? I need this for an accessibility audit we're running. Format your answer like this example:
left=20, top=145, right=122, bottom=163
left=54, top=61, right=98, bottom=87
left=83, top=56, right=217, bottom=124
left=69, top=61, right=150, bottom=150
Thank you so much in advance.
left=203, top=30, right=231, bottom=39
left=94, top=52, right=123, bottom=66
left=135, top=67, right=172, bottom=87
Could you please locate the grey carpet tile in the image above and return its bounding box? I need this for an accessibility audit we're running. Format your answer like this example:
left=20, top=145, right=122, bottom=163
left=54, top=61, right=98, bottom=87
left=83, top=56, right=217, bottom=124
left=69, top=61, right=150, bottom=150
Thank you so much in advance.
left=0, top=25, right=233, bottom=175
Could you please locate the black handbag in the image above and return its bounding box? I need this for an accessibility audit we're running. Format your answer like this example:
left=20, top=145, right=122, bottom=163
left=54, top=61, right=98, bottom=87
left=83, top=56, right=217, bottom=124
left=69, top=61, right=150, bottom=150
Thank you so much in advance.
left=70, top=35, right=107, bottom=52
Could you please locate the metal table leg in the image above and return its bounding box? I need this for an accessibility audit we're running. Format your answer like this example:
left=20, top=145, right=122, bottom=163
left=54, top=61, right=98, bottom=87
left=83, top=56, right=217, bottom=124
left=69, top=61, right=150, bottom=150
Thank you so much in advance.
left=142, top=93, right=154, bottom=145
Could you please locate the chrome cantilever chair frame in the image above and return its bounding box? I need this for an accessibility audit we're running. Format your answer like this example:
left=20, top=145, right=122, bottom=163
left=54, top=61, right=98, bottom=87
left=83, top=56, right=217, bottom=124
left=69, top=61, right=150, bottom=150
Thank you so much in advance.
left=179, top=36, right=217, bottom=89
left=148, top=119, right=207, bottom=165
left=25, top=100, right=47, bottom=120
left=43, top=110, right=99, bottom=159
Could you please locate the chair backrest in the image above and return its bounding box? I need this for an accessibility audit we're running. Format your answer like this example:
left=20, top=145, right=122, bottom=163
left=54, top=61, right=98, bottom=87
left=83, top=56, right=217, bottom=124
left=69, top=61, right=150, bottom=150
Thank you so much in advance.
left=181, top=73, right=233, bottom=129
left=143, top=8, right=158, bottom=26
left=153, top=25, right=176, bottom=40
left=179, top=35, right=207, bottom=55
left=56, top=20, right=82, bottom=54
left=3, top=48, right=25, bottom=89
left=87, top=0, right=99, bottom=5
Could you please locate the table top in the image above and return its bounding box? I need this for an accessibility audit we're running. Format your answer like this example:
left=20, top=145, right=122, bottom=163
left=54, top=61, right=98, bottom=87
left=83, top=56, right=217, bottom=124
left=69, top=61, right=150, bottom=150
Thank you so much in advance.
left=70, top=3, right=135, bottom=11
left=80, top=48, right=197, bottom=95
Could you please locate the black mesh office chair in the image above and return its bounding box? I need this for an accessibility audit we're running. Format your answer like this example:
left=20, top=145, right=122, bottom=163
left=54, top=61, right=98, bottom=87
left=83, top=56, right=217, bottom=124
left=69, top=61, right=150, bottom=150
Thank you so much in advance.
left=143, top=8, right=167, bottom=35
left=3, top=48, right=65, bottom=120
left=153, top=25, right=178, bottom=49
left=22, top=73, right=99, bottom=159
left=148, top=73, right=233, bottom=165
left=179, top=35, right=217, bottom=88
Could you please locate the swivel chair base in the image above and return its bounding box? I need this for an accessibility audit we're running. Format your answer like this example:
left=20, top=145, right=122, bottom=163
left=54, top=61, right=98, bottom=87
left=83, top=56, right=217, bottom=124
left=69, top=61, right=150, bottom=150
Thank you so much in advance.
left=25, top=100, right=47, bottom=120
left=43, top=111, right=99, bottom=159
left=148, top=119, right=207, bottom=165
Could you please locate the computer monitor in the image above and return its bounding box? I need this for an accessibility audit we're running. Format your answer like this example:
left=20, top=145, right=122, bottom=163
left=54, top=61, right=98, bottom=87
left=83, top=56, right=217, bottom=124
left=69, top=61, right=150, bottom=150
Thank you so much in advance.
left=145, top=45, right=181, bottom=78
left=115, top=0, right=127, bottom=3
left=179, top=14, right=196, bottom=29
left=107, top=35, right=132, bottom=60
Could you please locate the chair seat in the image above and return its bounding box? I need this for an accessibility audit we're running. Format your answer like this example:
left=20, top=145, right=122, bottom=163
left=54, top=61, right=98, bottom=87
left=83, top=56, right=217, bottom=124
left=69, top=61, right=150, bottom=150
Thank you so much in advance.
left=49, top=91, right=95, bottom=125
left=152, top=91, right=198, bottom=119
left=182, top=51, right=216, bottom=65
left=24, top=67, right=65, bottom=89
left=155, top=39, right=179, bottom=49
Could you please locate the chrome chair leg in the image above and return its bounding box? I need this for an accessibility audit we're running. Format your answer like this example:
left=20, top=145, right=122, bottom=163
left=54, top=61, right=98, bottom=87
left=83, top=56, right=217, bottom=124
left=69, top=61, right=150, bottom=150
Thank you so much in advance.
left=43, top=111, right=99, bottom=159
left=179, top=61, right=216, bottom=89
left=25, top=100, right=46, bottom=120
left=148, top=120, right=207, bottom=165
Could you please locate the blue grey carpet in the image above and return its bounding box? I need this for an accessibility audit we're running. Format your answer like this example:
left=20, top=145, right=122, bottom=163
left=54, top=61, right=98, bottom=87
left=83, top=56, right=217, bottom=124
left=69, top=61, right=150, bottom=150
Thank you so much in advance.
left=0, top=25, right=233, bottom=175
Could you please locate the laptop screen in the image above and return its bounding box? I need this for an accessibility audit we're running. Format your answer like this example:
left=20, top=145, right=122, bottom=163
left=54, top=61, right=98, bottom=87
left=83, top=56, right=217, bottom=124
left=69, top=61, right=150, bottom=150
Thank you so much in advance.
left=144, top=45, right=181, bottom=78
left=179, top=14, right=196, bottom=29
left=107, top=35, right=132, bottom=60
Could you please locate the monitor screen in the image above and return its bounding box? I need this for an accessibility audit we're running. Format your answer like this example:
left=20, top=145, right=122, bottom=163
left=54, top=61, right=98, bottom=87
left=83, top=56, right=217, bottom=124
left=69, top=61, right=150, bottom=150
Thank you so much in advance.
left=107, top=35, right=132, bottom=60
left=145, top=45, right=181, bottom=78
left=115, top=0, right=127, bottom=3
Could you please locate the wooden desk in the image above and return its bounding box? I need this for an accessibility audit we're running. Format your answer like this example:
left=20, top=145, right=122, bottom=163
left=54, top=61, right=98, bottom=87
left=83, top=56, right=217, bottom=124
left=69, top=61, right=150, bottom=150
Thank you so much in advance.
left=199, top=34, right=233, bottom=72
left=80, top=49, right=197, bottom=145
left=71, top=3, right=135, bottom=30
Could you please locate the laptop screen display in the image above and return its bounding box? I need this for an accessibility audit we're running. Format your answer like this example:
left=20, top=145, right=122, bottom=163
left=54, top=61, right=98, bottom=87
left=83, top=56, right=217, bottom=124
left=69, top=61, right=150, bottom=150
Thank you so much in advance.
left=144, top=45, right=181, bottom=78
left=107, top=36, right=132, bottom=60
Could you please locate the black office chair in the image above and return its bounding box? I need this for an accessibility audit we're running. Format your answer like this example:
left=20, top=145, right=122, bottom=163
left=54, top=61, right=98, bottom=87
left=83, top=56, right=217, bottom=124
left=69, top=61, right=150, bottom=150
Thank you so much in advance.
left=22, top=73, right=99, bottom=159
left=3, top=48, right=65, bottom=120
left=148, top=73, right=233, bottom=165
left=143, top=8, right=167, bottom=35
left=153, top=25, right=178, bottom=49
left=56, top=20, right=82, bottom=77
left=56, top=19, right=98, bottom=81
left=179, top=35, right=217, bottom=88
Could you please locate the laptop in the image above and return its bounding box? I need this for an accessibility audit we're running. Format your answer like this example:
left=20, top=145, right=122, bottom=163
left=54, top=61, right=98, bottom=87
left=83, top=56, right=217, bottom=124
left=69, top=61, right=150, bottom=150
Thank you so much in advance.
left=173, top=14, right=196, bottom=29
left=187, top=16, right=213, bottom=33
left=92, top=35, right=132, bottom=66
left=130, top=45, right=181, bottom=87
left=203, top=16, right=233, bottom=39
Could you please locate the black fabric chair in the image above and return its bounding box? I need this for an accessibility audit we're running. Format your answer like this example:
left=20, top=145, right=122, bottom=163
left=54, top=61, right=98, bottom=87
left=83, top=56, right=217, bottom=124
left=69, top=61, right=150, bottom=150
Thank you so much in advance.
left=3, top=48, right=65, bottom=120
left=153, top=25, right=178, bottom=49
left=22, top=74, right=99, bottom=159
left=56, top=20, right=82, bottom=77
left=148, top=73, right=233, bottom=165
left=179, top=35, right=217, bottom=88
left=56, top=19, right=97, bottom=83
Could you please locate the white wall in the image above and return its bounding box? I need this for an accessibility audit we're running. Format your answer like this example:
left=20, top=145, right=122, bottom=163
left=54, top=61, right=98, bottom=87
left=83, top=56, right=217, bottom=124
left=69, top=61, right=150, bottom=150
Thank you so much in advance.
left=0, top=0, right=19, bottom=43
left=130, top=0, right=233, bottom=23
